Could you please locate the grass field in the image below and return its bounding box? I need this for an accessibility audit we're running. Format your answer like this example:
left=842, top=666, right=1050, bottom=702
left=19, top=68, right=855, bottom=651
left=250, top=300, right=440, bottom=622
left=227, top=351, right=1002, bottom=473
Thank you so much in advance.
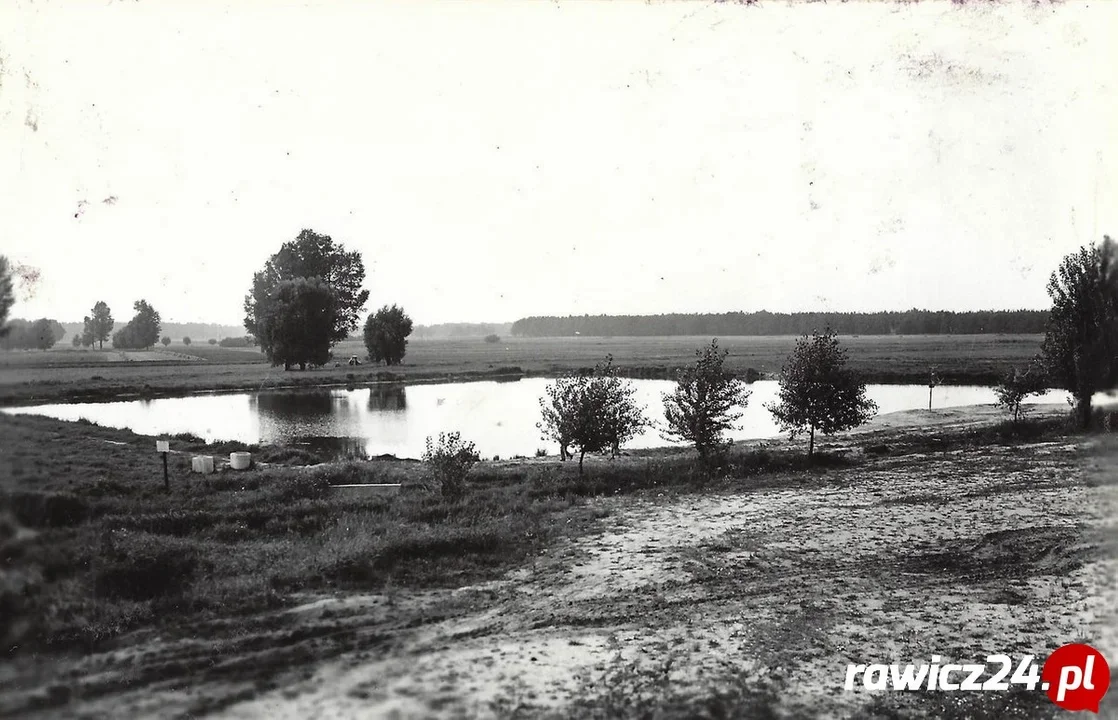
left=0, top=334, right=1047, bottom=406
left=0, top=407, right=1114, bottom=718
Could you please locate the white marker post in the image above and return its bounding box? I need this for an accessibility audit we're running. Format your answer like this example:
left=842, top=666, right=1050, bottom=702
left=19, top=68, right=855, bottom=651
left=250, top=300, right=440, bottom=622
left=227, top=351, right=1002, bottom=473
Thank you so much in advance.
left=928, top=368, right=940, bottom=410
left=156, top=439, right=170, bottom=490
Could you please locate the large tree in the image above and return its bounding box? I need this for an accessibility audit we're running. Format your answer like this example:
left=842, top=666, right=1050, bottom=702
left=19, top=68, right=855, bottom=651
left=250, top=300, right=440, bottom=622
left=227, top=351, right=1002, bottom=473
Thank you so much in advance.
left=244, top=229, right=369, bottom=344
left=112, top=300, right=162, bottom=349
left=255, top=277, right=339, bottom=370
left=662, top=339, right=751, bottom=463
left=1040, top=236, right=1118, bottom=428
left=87, top=301, right=114, bottom=349
left=766, top=328, right=877, bottom=458
left=363, top=304, right=414, bottom=366
left=0, top=256, right=13, bottom=337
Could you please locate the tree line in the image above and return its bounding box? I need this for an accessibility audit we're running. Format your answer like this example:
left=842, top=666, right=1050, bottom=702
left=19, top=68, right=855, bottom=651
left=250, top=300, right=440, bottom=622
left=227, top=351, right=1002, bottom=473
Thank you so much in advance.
left=510, top=309, right=1050, bottom=337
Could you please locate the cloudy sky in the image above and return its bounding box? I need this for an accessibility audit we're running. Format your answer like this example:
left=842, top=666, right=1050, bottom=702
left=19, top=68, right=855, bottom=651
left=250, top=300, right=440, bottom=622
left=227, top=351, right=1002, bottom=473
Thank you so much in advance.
left=1, top=0, right=1114, bottom=326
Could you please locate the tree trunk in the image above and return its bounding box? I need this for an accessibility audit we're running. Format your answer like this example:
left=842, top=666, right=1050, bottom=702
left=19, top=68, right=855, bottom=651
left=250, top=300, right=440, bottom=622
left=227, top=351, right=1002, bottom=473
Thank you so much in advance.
left=299, top=362, right=306, bottom=371
left=1077, top=394, right=1093, bottom=429
left=284, top=362, right=290, bottom=371
left=808, top=425, right=815, bottom=460
left=579, top=449, right=585, bottom=475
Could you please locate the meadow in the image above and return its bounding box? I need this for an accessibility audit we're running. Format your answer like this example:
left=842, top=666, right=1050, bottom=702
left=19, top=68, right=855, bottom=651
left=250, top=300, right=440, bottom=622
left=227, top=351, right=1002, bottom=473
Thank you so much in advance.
left=0, top=333, right=1047, bottom=406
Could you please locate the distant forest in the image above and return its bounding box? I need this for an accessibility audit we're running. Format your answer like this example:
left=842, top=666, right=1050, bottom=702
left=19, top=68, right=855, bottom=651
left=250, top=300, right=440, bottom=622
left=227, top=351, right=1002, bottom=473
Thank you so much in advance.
left=58, top=321, right=245, bottom=342
left=411, top=322, right=513, bottom=340
left=510, top=310, right=1050, bottom=337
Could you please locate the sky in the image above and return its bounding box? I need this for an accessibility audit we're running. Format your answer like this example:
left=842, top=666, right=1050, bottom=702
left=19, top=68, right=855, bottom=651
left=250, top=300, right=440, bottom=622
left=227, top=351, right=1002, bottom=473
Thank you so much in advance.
left=1, top=0, right=1115, bottom=326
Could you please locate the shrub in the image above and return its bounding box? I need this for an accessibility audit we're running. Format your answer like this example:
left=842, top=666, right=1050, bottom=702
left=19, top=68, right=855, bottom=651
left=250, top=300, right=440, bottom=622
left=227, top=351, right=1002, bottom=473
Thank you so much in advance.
left=994, top=365, right=1047, bottom=425
left=182, top=336, right=191, bottom=346
left=422, top=432, right=480, bottom=499
left=208, top=338, right=217, bottom=345
left=484, top=334, right=500, bottom=344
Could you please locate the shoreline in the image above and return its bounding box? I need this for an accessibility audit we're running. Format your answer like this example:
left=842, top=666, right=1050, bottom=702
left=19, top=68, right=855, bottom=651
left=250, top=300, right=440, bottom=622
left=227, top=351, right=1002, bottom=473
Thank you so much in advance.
left=0, top=367, right=1048, bottom=409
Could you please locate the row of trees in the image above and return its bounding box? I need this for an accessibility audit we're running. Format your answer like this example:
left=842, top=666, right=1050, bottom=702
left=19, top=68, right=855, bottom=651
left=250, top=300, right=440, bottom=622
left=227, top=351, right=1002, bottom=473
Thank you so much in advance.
left=539, top=332, right=876, bottom=471
left=0, top=318, right=65, bottom=350
left=243, top=230, right=413, bottom=370
left=510, top=309, right=1051, bottom=338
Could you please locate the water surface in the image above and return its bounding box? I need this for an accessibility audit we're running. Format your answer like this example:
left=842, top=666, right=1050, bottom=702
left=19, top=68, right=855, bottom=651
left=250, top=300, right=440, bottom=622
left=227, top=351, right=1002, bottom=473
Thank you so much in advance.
left=3, top=379, right=1080, bottom=459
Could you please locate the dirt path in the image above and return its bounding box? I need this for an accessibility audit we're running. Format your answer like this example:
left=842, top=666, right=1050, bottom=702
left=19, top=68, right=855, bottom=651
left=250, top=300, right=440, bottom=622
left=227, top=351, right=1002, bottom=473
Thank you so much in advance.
left=206, top=436, right=1117, bottom=719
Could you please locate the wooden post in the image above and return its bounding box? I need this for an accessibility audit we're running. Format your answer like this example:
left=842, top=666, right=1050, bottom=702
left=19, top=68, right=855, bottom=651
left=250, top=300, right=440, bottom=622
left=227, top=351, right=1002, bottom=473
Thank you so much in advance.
left=156, top=439, right=170, bottom=490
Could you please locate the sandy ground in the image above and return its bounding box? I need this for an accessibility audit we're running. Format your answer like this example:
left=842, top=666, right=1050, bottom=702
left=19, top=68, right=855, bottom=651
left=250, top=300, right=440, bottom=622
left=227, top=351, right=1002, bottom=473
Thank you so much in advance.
left=6, top=409, right=1117, bottom=719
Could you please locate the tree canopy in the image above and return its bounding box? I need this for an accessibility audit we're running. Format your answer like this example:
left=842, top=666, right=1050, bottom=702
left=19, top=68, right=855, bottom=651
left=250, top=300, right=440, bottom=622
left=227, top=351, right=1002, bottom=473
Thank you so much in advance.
left=1040, top=236, right=1118, bottom=428
left=255, top=277, right=339, bottom=370
left=364, top=304, right=414, bottom=366
left=244, top=229, right=369, bottom=344
left=766, top=329, right=877, bottom=457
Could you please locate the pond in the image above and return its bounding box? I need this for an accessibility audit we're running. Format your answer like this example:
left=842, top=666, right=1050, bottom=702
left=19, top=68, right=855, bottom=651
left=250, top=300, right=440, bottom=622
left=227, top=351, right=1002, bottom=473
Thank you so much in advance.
left=1, top=379, right=1081, bottom=460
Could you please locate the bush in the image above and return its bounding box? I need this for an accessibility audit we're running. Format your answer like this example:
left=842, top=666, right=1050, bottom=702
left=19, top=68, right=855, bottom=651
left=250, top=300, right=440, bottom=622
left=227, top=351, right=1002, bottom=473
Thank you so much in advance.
left=994, top=365, right=1046, bottom=425
left=218, top=335, right=256, bottom=348
left=423, top=432, right=480, bottom=499
left=484, top=334, right=500, bottom=344
left=182, top=336, right=191, bottom=346
left=208, top=338, right=217, bottom=345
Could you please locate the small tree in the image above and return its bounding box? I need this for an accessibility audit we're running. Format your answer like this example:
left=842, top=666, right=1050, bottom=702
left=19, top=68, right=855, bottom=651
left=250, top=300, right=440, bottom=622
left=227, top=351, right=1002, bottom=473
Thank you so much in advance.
left=539, top=356, right=648, bottom=472
left=766, top=329, right=877, bottom=459
left=364, top=304, right=414, bottom=366
left=423, top=432, right=480, bottom=499
left=208, top=338, right=217, bottom=345
left=1040, top=236, right=1118, bottom=429
left=71, top=333, right=81, bottom=347
left=662, top=339, right=751, bottom=463
left=161, top=336, right=171, bottom=347
left=182, top=336, right=191, bottom=346
left=995, top=365, right=1047, bottom=426
left=88, top=301, right=114, bottom=349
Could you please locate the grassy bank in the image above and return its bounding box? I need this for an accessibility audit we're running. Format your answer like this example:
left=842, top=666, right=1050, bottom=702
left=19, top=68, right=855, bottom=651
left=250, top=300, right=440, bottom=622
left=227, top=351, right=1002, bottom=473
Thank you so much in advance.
left=1, top=407, right=1113, bottom=718
left=0, top=334, right=1046, bottom=405
left=0, top=405, right=1085, bottom=655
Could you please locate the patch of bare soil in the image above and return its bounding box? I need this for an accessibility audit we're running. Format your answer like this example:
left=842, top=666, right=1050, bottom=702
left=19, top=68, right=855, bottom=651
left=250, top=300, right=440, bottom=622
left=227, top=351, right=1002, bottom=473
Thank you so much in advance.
left=6, top=433, right=1117, bottom=719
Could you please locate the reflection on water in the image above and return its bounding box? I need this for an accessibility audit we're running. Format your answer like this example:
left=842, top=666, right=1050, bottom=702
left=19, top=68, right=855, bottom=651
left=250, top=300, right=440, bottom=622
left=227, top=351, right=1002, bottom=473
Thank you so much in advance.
left=2, top=379, right=1084, bottom=460
left=368, top=386, right=407, bottom=412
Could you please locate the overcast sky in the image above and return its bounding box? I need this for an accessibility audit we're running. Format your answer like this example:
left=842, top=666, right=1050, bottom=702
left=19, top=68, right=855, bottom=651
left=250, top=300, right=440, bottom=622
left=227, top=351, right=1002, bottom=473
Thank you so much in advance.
left=1, top=0, right=1115, bottom=326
